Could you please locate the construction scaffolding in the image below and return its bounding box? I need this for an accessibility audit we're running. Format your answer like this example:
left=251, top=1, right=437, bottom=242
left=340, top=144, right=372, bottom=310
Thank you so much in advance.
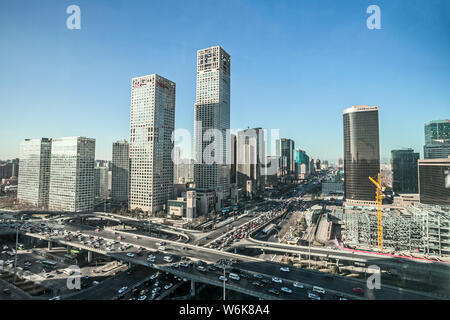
left=329, top=203, right=450, bottom=257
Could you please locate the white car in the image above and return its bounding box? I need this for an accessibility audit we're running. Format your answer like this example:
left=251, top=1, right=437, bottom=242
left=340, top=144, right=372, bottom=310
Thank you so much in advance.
left=281, top=287, right=292, bottom=294
left=271, top=277, right=282, bottom=283
left=308, top=292, right=320, bottom=300
left=126, top=253, right=135, bottom=257
left=219, top=275, right=228, bottom=282
left=164, top=283, right=173, bottom=290
left=280, top=267, right=290, bottom=272
left=293, top=282, right=304, bottom=289
left=118, top=286, right=128, bottom=294
left=138, top=295, right=147, bottom=300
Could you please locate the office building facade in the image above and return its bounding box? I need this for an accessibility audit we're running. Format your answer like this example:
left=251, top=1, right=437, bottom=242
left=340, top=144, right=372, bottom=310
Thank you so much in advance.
left=48, top=137, right=95, bottom=212
left=129, top=74, right=175, bottom=214
left=111, top=140, right=129, bottom=203
left=280, top=138, right=295, bottom=178
left=343, top=105, right=380, bottom=204
left=418, top=157, right=450, bottom=206
left=424, top=120, right=450, bottom=159
left=193, top=46, right=231, bottom=198
left=391, top=148, right=419, bottom=194
left=17, top=138, right=52, bottom=208
left=236, top=128, right=265, bottom=190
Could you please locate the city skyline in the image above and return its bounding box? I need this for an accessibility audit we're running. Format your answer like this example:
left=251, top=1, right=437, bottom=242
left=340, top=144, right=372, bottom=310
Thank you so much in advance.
left=1, top=1, right=449, bottom=162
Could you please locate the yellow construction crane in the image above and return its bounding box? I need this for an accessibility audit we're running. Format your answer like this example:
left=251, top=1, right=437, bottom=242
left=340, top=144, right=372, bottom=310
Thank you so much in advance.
left=369, top=173, right=385, bottom=252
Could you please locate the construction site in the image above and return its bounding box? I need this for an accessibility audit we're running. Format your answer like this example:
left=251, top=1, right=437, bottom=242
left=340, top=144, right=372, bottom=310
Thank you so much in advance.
left=328, top=203, right=450, bottom=259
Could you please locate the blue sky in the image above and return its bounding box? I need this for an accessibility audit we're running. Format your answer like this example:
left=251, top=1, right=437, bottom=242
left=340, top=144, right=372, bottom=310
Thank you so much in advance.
left=0, top=0, right=449, bottom=162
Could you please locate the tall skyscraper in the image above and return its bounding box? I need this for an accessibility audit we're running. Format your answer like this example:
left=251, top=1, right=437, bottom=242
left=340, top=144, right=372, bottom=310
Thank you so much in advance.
left=111, top=140, right=129, bottom=203
left=17, top=138, right=52, bottom=208
left=424, top=120, right=450, bottom=159
left=48, top=137, right=95, bottom=212
left=343, top=105, right=380, bottom=204
left=94, top=165, right=109, bottom=200
left=295, top=149, right=309, bottom=179
left=194, top=46, right=231, bottom=199
left=129, top=74, right=175, bottom=214
left=280, top=138, right=295, bottom=178
left=391, top=148, right=419, bottom=194
left=418, top=157, right=450, bottom=205
left=236, top=128, right=265, bottom=190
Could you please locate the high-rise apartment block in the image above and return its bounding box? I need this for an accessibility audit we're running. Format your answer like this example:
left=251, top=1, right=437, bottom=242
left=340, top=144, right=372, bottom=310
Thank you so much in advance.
left=343, top=105, right=380, bottom=205
left=48, top=137, right=96, bottom=212
left=194, top=46, right=231, bottom=200
left=17, top=138, right=52, bottom=208
left=111, top=140, right=129, bottom=203
left=129, top=74, right=175, bottom=214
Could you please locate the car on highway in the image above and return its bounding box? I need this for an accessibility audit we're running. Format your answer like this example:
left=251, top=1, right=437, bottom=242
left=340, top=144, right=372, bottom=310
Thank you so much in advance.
left=252, top=281, right=263, bottom=287
left=268, top=288, right=280, bottom=295
left=150, top=272, right=159, bottom=280
left=271, top=277, right=282, bottom=283
left=151, top=287, right=161, bottom=294
left=126, top=253, right=135, bottom=257
left=171, top=263, right=179, bottom=268
left=180, top=262, right=189, bottom=268
left=163, top=256, right=173, bottom=263
left=197, top=266, right=206, bottom=272
left=164, top=283, right=173, bottom=290
left=352, top=287, right=364, bottom=294
left=308, top=292, right=320, bottom=300
left=219, top=276, right=228, bottom=282
left=252, top=273, right=263, bottom=279
left=138, top=295, right=146, bottom=300
left=313, top=286, right=326, bottom=294
left=228, top=273, right=240, bottom=281
left=293, top=282, right=304, bottom=289
left=280, top=267, right=290, bottom=272
left=118, top=286, right=128, bottom=294
left=281, top=287, right=292, bottom=294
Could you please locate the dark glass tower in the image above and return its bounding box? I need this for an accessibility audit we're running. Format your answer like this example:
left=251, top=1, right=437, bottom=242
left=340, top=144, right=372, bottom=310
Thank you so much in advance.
left=343, top=106, right=380, bottom=203
left=391, top=149, right=419, bottom=194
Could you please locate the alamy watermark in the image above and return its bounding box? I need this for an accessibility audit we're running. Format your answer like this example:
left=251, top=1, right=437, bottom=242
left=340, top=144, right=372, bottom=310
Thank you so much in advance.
left=66, top=265, right=81, bottom=290
left=366, top=265, right=381, bottom=290
left=366, top=5, right=381, bottom=30
left=66, top=5, right=81, bottom=30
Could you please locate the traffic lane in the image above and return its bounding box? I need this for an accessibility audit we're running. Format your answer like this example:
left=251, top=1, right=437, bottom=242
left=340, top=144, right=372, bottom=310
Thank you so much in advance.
left=165, top=262, right=332, bottom=300
left=69, top=265, right=153, bottom=300
left=236, top=261, right=433, bottom=300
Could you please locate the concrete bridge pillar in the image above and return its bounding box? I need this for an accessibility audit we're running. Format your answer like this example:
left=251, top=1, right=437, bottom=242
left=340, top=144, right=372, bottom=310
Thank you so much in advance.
left=87, top=251, right=93, bottom=263
left=48, top=241, right=52, bottom=250
left=67, top=246, right=71, bottom=255
left=190, top=280, right=196, bottom=296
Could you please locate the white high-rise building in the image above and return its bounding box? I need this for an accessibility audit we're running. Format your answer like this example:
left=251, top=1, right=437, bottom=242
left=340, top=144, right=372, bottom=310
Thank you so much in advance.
left=17, top=138, right=52, bottom=208
left=48, top=137, right=95, bottom=212
left=129, top=74, right=175, bottom=214
left=111, top=140, right=129, bottom=203
left=193, top=45, right=231, bottom=200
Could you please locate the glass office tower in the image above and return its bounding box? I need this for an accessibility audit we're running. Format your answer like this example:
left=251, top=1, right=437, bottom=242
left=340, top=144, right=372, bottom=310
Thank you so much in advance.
left=343, top=105, right=380, bottom=204
left=391, top=148, right=419, bottom=194
left=193, top=46, right=231, bottom=197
